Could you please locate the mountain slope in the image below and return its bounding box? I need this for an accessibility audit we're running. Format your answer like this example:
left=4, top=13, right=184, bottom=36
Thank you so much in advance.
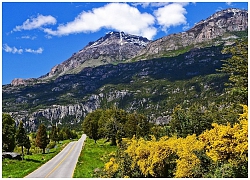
left=3, top=45, right=230, bottom=131
left=134, top=8, right=248, bottom=60
left=41, top=31, right=151, bottom=80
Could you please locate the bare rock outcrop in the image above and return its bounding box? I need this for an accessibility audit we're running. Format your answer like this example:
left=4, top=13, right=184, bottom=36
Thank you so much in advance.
left=137, top=8, right=248, bottom=59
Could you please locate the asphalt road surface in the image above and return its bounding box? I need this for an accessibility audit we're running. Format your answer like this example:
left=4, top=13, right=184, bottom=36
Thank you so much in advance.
left=25, top=134, right=86, bottom=178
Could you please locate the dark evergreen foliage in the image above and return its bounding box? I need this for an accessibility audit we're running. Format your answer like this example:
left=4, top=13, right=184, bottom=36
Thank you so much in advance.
left=2, top=113, right=16, bottom=152
left=35, top=124, right=49, bottom=154
left=219, top=39, right=248, bottom=104
left=50, top=125, right=59, bottom=142
left=16, top=120, right=30, bottom=160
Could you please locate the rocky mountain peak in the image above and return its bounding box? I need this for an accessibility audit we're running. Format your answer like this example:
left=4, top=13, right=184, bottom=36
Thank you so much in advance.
left=196, top=8, right=248, bottom=26
left=41, top=31, right=151, bottom=80
left=85, top=31, right=150, bottom=48
left=187, top=8, right=248, bottom=41
left=136, top=8, right=248, bottom=60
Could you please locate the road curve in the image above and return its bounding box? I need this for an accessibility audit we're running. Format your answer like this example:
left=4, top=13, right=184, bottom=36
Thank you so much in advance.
left=25, top=134, right=86, bottom=178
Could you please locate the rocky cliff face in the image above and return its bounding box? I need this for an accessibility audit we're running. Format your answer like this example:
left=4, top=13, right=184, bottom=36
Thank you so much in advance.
left=11, top=78, right=27, bottom=86
left=10, top=90, right=132, bottom=131
left=189, top=8, right=248, bottom=41
left=136, top=8, right=248, bottom=59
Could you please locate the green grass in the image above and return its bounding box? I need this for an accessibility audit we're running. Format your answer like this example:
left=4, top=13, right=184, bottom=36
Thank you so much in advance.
left=73, top=138, right=117, bottom=178
left=2, top=140, right=71, bottom=178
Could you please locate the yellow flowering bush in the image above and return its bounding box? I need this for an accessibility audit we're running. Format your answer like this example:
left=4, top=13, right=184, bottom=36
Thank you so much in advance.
left=124, top=135, right=204, bottom=178
left=124, top=136, right=175, bottom=177
left=199, top=105, right=248, bottom=163
left=173, top=134, right=204, bottom=178
left=104, top=157, right=119, bottom=177
left=103, top=105, right=248, bottom=178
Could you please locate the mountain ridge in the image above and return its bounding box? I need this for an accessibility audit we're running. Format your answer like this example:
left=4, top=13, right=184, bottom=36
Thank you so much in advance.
left=135, top=8, right=248, bottom=60
left=10, top=8, right=248, bottom=86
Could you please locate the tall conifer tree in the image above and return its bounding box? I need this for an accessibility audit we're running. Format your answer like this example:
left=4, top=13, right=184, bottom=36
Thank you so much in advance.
left=2, top=114, right=16, bottom=152
left=16, top=120, right=30, bottom=160
left=36, top=124, right=49, bottom=154
left=50, top=125, right=58, bottom=142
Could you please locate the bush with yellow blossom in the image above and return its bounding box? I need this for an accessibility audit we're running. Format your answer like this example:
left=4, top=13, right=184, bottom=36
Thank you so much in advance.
left=102, top=105, right=248, bottom=178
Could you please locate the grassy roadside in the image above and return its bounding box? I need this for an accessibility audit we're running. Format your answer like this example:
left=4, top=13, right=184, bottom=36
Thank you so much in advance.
left=73, top=138, right=117, bottom=178
left=2, top=139, right=71, bottom=178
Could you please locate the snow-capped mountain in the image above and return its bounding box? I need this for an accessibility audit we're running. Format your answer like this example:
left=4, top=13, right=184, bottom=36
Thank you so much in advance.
left=42, top=31, right=151, bottom=79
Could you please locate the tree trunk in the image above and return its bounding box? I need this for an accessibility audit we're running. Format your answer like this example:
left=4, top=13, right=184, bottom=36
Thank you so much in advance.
left=42, top=148, right=45, bottom=154
left=21, top=146, right=24, bottom=160
left=111, top=137, right=116, bottom=146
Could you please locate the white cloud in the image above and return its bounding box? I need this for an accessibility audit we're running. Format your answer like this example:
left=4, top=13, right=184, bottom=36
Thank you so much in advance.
left=133, top=2, right=189, bottom=8
left=10, top=3, right=191, bottom=40
left=132, top=2, right=170, bottom=8
left=25, top=47, right=43, bottom=54
left=182, top=23, right=190, bottom=31
left=44, top=3, right=157, bottom=40
left=3, top=44, right=43, bottom=54
left=3, top=44, right=23, bottom=54
left=2, top=44, right=13, bottom=53
left=17, top=35, right=37, bottom=40
left=13, top=14, right=56, bottom=31
left=154, top=3, right=187, bottom=32
left=226, top=2, right=233, bottom=6
left=45, top=35, right=53, bottom=39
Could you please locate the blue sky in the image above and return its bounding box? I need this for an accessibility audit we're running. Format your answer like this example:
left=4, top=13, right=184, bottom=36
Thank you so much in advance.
left=2, top=2, right=248, bottom=85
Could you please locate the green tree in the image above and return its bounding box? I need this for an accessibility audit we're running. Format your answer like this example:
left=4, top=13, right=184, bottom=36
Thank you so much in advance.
left=125, top=112, right=150, bottom=139
left=58, top=131, right=64, bottom=141
left=124, top=113, right=138, bottom=138
left=219, top=39, right=248, bottom=104
left=56, top=127, right=64, bottom=141
left=71, top=130, right=78, bottom=139
left=2, top=113, right=16, bottom=152
left=83, top=109, right=103, bottom=143
left=150, top=125, right=170, bottom=140
left=62, top=127, right=74, bottom=139
left=36, top=124, right=49, bottom=154
left=16, top=120, right=29, bottom=160
left=187, top=104, right=213, bottom=135
left=206, top=102, right=240, bottom=125
left=24, top=136, right=31, bottom=155
left=98, top=108, right=127, bottom=146
left=169, top=105, right=191, bottom=137
left=50, top=125, right=58, bottom=142
left=169, top=104, right=213, bottom=137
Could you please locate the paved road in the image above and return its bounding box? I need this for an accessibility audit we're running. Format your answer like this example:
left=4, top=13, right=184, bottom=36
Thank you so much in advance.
left=25, top=134, right=86, bottom=178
